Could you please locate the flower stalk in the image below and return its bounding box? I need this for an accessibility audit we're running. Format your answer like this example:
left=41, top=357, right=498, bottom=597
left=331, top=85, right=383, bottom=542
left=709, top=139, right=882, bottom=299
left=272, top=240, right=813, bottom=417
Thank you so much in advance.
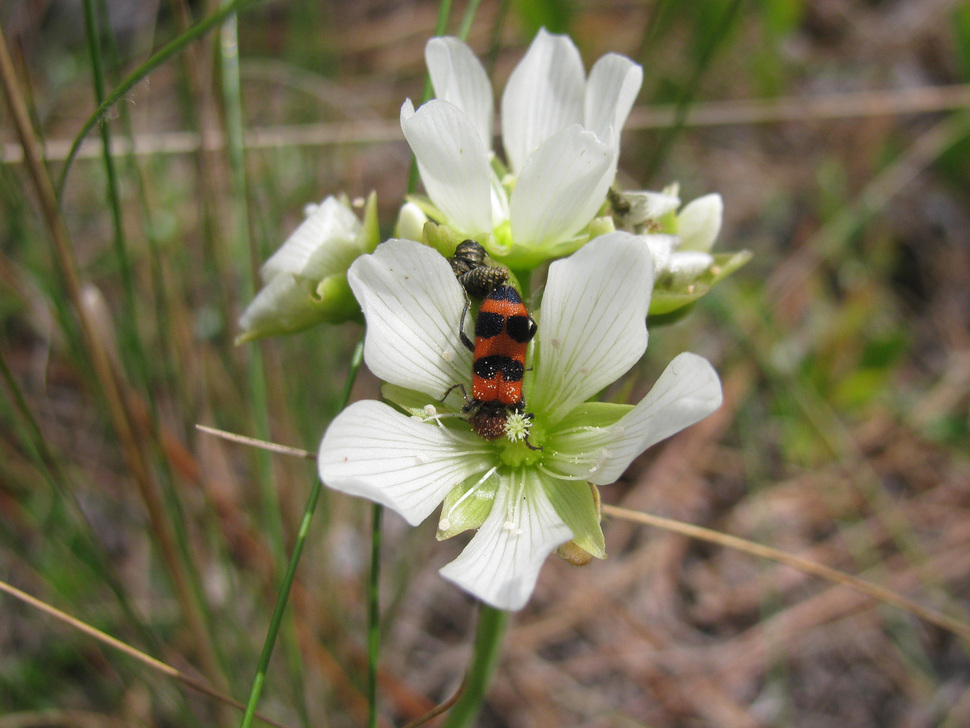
left=440, top=605, right=509, bottom=728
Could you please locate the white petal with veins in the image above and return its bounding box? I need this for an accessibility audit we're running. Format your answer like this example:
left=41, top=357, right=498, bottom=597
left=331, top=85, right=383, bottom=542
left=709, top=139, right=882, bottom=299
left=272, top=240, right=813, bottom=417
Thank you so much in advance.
left=530, top=233, right=653, bottom=424
left=348, top=240, right=471, bottom=399
left=439, top=469, right=572, bottom=610
left=319, top=401, right=491, bottom=525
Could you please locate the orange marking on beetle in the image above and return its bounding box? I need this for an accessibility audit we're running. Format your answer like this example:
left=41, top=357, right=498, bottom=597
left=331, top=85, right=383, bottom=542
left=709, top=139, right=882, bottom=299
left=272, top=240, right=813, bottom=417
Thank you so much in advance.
left=455, top=285, right=537, bottom=441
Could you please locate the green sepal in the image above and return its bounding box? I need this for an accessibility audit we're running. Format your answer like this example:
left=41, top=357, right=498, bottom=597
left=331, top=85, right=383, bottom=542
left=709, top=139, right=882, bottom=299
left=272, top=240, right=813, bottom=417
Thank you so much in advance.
left=587, top=215, right=616, bottom=240
left=381, top=383, right=437, bottom=415
left=539, top=473, right=605, bottom=560
left=235, top=272, right=361, bottom=344
left=405, top=194, right=446, bottom=230
left=423, top=221, right=469, bottom=258
left=437, top=471, right=500, bottom=540
left=312, top=273, right=364, bottom=324
left=358, top=191, right=381, bottom=253
left=649, top=249, right=752, bottom=316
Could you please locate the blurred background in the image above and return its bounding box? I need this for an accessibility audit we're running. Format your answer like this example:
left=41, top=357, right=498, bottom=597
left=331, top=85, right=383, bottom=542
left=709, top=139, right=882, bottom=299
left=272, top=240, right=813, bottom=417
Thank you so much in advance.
left=2, top=0, right=970, bottom=726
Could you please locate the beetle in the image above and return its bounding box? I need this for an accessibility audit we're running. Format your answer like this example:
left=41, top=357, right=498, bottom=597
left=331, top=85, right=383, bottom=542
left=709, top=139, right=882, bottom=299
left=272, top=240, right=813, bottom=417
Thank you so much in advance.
left=449, top=284, right=537, bottom=441
left=448, top=240, right=509, bottom=299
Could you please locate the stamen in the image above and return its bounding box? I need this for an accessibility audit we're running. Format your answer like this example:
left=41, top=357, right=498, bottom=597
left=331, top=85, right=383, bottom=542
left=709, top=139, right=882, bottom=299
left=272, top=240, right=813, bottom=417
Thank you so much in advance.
left=502, top=502, right=522, bottom=536
left=588, top=448, right=612, bottom=474
left=418, top=408, right=489, bottom=451
left=550, top=424, right=603, bottom=437
left=504, top=411, right=533, bottom=442
left=536, top=462, right=591, bottom=481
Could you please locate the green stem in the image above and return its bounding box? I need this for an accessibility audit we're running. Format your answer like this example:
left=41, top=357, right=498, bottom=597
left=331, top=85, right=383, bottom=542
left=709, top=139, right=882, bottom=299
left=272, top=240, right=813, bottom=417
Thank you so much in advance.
left=238, top=336, right=365, bottom=728
left=366, top=502, right=383, bottom=728
left=81, top=0, right=142, bottom=383
left=407, top=0, right=454, bottom=195
left=644, top=0, right=742, bottom=179
left=440, top=604, right=508, bottom=728
left=56, top=0, right=268, bottom=198
left=456, top=0, right=482, bottom=41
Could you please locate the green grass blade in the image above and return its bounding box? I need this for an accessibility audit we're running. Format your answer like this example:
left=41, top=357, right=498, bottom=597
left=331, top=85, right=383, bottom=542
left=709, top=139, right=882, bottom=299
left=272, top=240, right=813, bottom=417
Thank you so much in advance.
left=239, top=336, right=365, bottom=728
left=56, top=0, right=269, bottom=199
left=439, top=605, right=508, bottom=728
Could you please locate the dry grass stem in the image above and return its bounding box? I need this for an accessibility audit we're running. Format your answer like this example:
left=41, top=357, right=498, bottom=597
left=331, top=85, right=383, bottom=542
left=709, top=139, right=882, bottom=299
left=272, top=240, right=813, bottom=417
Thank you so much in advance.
left=602, top=503, right=970, bottom=642
left=0, top=21, right=224, bottom=690
left=5, top=83, right=970, bottom=165
left=196, top=426, right=970, bottom=643
left=0, top=579, right=291, bottom=728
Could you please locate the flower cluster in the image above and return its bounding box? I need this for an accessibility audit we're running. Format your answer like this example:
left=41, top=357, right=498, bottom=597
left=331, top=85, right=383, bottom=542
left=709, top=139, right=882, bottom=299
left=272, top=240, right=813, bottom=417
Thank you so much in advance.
left=238, top=29, right=739, bottom=610
left=400, top=29, right=642, bottom=268
left=317, top=236, right=722, bottom=610
left=608, top=183, right=751, bottom=316
left=238, top=194, right=378, bottom=342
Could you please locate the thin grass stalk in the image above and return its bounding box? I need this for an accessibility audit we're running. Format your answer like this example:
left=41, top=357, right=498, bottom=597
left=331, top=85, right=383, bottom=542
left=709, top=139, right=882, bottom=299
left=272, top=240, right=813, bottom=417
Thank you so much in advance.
left=217, top=4, right=309, bottom=719
left=0, top=22, right=225, bottom=692
left=484, top=0, right=509, bottom=74
left=237, top=336, right=366, bottom=728
left=644, top=0, right=743, bottom=179
left=0, top=347, right=165, bottom=660
left=367, top=502, right=383, bottom=728
left=755, top=113, right=970, bottom=644
left=456, top=0, right=482, bottom=41
left=407, top=0, right=454, bottom=195
left=710, top=280, right=970, bottom=643
left=80, top=0, right=145, bottom=386
left=218, top=0, right=286, bottom=565
left=0, top=579, right=291, bottom=728
left=633, top=0, right=678, bottom=68
left=101, top=27, right=180, bottom=413
left=438, top=606, right=509, bottom=728
left=601, top=504, right=970, bottom=641
left=56, top=0, right=269, bottom=198
left=167, top=0, right=237, bottom=355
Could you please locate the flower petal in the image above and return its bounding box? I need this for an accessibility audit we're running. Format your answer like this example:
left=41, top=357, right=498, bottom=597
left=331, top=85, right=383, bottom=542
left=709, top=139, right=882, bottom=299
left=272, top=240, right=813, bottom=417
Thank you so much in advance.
left=509, top=124, right=616, bottom=251
left=530, top=233, right=653, bottom=424
left=501, top=28, right=585, bottom=174
left=642, top=233, right=677, bottom=278
left=667, top=251, right=715, bottom=286
left=612, top=189, right=681, bottom=231
left=547, top=353, right=722, bottom=485
left=584, top=53, right=643, bottom=145
left=400, top=99, right=494, bottom=237
left=439, top=468, right=573, bottom=610
left=394, top=201, right=429, bottom=242
left=262, top=196, right=362, bottom=282
left=348, top=239, right=472, bottom=399
left=319, top=401, right=493, bottom=525
left=426, top=37, right=493, bottom=150
left=677, top=193, right=723, bottom=252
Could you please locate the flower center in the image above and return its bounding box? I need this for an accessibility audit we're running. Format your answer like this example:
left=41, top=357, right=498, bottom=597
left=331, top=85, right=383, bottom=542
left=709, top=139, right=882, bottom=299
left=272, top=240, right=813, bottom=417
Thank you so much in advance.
left=497, top=418, right=546, bottom=468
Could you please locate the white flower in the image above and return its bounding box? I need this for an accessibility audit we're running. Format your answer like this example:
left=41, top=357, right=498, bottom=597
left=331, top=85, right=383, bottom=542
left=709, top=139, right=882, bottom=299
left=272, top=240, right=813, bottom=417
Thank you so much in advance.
left=237, top=194, right=379, bottom=342
left=612, top=185, right=724, bottom=280
left=317, top=235, right=722, bottom=610
left=401, top=30, right=643, bottom=268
